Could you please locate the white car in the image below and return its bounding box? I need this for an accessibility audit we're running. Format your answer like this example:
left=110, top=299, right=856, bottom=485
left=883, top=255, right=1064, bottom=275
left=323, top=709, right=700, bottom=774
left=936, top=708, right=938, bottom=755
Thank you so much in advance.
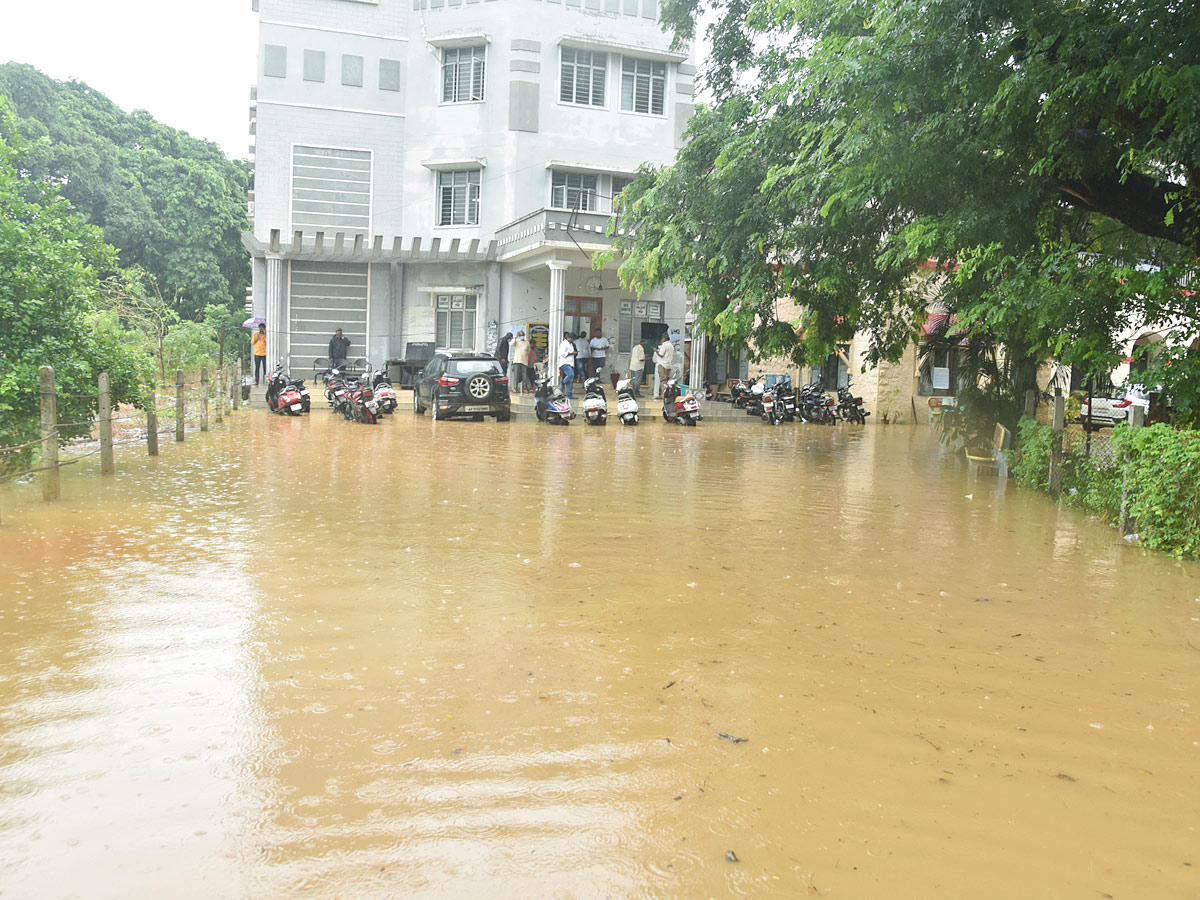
left=1079, top=384, right=1151, bottom=429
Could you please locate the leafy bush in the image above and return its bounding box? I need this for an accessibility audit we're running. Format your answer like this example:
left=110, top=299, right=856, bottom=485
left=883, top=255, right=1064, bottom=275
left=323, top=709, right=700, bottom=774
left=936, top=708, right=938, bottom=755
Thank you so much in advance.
left=1113, top=425, right=1200, bottom=558
left=1012, top=417, right=1051, bottom=490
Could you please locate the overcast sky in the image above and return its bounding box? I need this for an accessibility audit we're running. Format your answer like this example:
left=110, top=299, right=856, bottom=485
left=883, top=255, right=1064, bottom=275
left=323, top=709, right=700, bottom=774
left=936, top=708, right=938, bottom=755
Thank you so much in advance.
left=0, top=0, right=258, bottom=159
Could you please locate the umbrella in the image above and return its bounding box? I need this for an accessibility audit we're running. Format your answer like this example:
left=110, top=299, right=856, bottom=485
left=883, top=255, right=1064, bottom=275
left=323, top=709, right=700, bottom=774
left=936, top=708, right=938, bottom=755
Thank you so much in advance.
left=242, top=317, right=266, bottom=329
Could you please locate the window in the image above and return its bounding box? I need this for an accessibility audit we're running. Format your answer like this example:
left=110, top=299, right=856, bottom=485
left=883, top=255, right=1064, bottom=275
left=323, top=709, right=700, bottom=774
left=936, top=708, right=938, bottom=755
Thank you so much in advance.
left=264, top=45, right=287, bottom=78
left=618, top=299, right=663, bottom=352
left=918, top=348, right=960, bottom=397
left=437, top=169, right=481, bottom=225
left=441, top=46, right=486, bottom=103
left=342, top=55, right=364, bottom=87
left=303, top=49, right=326, bottom=83
left=620, top=57, right=666, bottom=115
left=560, top=48, right=606, bottom=106
left=379, top=58, right=401, bottom=91
left=611, top=175, right=634, bottom=210
left=551, top=171, right=597, bottom=210
left=436, top=295, right=478, bottom=349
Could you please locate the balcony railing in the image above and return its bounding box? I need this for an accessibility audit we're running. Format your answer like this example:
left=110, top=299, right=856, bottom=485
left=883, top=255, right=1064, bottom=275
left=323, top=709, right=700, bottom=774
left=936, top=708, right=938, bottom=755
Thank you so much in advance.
left=495, top=208, right=636, bottom=260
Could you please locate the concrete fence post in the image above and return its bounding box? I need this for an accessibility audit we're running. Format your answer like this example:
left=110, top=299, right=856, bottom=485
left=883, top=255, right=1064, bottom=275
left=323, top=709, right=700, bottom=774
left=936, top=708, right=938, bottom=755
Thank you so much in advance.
left=200, top=367, right=209, bottom=433
left=1119, top=405, right=1147, bottom=535
left=215, top=366, right=223, bottom=425
left=233, top=359, right=242, bottom=411
left=98, top=372, right=114, bottom=475
left=1048, top=389, right=1065, bottom=499
left=146, top=387, right=159, bottom=457
left=1024, top=388, right=1037, bottom=420
left=39, top=365, right=60, bottom=501
left=175, top=369, right=185, bottom=443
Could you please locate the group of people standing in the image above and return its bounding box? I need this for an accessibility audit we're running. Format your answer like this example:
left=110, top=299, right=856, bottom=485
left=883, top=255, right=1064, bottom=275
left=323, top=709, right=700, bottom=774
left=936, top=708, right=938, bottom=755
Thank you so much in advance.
left=494, top=330, right=536, bottom=393
left=555, top=329, right=612, bottom=398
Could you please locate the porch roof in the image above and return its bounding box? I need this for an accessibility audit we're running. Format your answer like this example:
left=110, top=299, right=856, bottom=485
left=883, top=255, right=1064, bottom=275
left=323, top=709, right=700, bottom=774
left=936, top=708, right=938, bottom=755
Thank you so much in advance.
left=242, top=229, right=498, bottom=263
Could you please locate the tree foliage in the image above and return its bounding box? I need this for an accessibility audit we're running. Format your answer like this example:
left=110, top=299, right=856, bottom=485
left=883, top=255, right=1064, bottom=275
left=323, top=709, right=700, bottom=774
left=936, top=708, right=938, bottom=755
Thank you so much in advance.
left=0, top=100, right=153, bottom=462
left=607, top=0, right=1200, bottom=393
left=0, top=63, right=249, bottom=320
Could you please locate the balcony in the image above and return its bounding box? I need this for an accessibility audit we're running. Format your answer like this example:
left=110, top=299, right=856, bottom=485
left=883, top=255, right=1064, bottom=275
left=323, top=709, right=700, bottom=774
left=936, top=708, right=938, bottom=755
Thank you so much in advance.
left=495, top=208, right=635, bottom=263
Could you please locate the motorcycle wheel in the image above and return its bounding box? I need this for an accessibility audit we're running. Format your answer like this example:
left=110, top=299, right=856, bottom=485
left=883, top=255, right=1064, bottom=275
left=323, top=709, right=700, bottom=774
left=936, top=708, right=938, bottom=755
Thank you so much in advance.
left=685, top=417, right=697, bottom=426
left=536, top=406, right=546, bottom=422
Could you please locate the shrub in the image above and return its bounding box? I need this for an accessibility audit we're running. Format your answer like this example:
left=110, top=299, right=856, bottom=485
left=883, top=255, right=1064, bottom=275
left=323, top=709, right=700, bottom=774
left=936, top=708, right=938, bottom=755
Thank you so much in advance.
left=1012, top=417, right=1051, bottom=490
left=1113, top=424, right=1200, bottom=558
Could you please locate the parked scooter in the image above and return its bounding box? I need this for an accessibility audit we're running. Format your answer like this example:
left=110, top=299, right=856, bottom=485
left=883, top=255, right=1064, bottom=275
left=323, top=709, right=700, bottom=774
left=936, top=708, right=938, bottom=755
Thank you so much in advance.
left=581, top=376, right=608, bottom=425
left=265, top=363, right=311, bottom=415
left=534, top=377, right=575, bottom=425
left=368, top=363, right=398, bottom=415
left=662, top=379, right=702, bottom=426
left=345, top=376, right=380, bottom=424
left=615, top=378, right=639, bottom=426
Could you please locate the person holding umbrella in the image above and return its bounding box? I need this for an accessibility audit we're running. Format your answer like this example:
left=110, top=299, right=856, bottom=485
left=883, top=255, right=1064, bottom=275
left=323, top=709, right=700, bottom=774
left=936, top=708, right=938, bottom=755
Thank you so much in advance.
left=251, top=323, right=267, bottom=385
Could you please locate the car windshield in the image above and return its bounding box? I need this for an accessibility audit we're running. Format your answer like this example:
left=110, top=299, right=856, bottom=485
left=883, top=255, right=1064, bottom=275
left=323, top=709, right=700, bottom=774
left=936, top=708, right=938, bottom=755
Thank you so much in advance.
left=448, top=360, right=502, bottom=376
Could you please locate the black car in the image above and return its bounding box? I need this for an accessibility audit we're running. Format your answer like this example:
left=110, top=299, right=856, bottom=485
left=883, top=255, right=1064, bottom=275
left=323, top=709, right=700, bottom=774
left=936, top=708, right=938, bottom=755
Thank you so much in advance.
left=413, top=351, right=511, bottom=421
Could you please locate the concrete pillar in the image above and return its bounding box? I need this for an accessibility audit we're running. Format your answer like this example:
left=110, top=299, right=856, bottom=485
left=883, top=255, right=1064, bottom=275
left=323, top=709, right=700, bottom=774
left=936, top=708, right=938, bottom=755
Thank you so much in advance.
left=689, top=330, right=707, bottom=393
left=265, top=255, right=286, bottom=369
left=547, top=261, right=568, bottom=375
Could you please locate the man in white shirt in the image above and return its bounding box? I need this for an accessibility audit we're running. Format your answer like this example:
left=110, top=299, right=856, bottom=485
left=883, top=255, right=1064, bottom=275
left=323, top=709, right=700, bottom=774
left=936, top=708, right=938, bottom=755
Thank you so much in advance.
left=653, top=333, right=674, bottom=398
left=558, top=333, right=578, bottom=398
left=588, top=329, right=610, bottom=378
left=628, top=338, right=647, bottom=398
left=574, top=332, right=591, bottom=380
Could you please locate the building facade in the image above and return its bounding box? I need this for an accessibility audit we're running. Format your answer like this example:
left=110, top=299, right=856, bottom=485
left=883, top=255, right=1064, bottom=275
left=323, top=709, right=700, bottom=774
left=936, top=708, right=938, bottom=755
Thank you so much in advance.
left=244, top=0, right=695, bottom=379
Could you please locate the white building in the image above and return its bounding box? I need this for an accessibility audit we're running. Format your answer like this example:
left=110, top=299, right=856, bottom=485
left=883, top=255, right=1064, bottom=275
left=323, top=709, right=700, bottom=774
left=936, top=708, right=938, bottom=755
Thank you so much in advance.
left=243, top=0, right=695, bottom=381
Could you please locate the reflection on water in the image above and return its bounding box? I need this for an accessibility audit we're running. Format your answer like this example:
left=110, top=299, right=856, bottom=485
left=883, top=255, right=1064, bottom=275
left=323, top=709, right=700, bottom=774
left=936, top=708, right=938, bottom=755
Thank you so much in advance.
left=1, top=410, right=1198, bottom=899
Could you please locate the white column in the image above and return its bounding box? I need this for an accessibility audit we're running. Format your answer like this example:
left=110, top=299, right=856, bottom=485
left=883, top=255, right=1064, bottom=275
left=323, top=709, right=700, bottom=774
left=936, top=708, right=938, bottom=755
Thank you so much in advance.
left=690, top=330, right=707, bottom=392
left=265, top=255, right=286, bottom=367
left=547, top=261, right=568, bottom=375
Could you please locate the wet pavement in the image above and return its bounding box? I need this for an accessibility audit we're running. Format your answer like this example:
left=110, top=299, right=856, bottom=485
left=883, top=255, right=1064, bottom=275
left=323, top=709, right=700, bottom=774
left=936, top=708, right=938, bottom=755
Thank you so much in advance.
left=1, top=406, right=1198, bottom=899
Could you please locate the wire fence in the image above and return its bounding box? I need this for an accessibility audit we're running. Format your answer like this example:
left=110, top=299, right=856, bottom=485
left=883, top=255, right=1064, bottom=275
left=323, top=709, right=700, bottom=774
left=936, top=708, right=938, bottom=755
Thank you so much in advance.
left=0, top=362, right=246, bottom=518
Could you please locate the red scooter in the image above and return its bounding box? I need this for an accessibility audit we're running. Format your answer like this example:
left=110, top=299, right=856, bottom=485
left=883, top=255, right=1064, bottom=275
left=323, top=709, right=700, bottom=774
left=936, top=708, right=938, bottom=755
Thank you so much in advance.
left=265, top=363, right=311, bottom=415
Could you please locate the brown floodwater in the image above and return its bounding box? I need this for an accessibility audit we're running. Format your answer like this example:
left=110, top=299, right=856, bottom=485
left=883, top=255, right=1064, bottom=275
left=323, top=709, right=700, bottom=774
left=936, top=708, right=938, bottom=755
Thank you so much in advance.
left=1, top=405, right=1198, bottom=900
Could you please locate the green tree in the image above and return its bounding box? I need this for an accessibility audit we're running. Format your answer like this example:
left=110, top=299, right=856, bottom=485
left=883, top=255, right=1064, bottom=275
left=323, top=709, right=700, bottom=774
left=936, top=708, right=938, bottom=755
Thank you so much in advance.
left=608, top=0, right=1200, bottom=405
left=0, top=100, right=152, bottom=466
left=0, top=63, right=250, bottom=320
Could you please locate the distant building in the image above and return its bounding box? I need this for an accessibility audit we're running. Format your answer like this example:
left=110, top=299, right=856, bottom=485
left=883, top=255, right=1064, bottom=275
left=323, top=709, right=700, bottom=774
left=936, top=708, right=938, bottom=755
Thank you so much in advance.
left=243, top=0, right=694, bottom=380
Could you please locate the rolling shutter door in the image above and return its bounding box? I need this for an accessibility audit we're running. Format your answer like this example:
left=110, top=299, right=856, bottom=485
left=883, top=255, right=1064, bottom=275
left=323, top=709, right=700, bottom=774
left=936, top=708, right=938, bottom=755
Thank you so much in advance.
left=288, top=262, right=369, bottom=371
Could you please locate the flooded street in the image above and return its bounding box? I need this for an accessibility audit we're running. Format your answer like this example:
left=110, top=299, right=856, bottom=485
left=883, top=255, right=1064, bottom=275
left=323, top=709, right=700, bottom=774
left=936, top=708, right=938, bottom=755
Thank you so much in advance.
left=1, top=408, right=1198, bottom=900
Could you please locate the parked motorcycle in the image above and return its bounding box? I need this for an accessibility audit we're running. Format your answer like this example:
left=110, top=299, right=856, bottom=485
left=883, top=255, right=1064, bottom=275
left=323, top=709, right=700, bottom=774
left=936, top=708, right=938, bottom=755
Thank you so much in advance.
left=662, top=379, right=702, bottom=426
left=615, top=378, right=639, bottom=426
left=728, top=377, right=759, bottom=409
left=265, top=363, right=311, bottom=415
left=581, top=376, right=608, bottom=426
left=797, top=381, right=834, bottom=424
left=534, top=377, right=575, bottom=425
left=345, top=377, right=380, bottom=424
left=837, top=380, right=870, bottom=424
left=773, top=376, right=797, bottom=422
left=759, top=383, right=785, bottom=425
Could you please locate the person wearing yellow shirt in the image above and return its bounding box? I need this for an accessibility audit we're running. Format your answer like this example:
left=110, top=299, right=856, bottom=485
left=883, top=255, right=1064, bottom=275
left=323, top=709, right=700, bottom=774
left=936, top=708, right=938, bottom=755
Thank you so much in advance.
left=251, top=324, right=267, bottom=385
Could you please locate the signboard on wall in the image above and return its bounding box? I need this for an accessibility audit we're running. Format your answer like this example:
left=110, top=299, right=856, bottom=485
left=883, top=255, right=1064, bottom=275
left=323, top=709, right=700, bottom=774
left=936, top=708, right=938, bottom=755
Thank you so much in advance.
left=528, top=323, right=549, bottom=363
left=932, top=366, right=951, bottom=390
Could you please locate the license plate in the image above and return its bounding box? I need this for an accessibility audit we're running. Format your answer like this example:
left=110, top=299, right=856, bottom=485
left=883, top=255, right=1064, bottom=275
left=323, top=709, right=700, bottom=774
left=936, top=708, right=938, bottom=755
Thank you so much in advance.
left=290, top=403, right=302, bottom=411
left=463, top=405, right=490, bottom=412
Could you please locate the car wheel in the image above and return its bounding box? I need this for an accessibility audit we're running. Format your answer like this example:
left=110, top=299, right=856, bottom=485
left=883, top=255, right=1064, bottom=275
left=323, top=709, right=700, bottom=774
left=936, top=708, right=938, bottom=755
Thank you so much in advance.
left=432, top=391, right=443, bottom=421
left=413, top=389, right=426, bottom=414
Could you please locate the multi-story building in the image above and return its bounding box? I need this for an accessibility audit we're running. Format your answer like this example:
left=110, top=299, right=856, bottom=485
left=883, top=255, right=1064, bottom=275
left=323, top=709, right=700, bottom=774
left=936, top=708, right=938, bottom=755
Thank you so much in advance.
left=243, top=0, right=695, bottom=381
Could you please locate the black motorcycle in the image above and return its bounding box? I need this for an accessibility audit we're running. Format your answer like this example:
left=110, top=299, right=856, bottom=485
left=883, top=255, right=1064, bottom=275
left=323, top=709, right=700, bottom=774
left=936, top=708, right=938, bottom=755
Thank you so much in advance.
left=837, top=381, right=870, bottom=424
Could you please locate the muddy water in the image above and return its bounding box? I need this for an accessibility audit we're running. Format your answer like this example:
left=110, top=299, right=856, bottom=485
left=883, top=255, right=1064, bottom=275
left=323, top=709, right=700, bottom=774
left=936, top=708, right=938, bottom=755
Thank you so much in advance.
left=1, top=407, right=1198, bottom=900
